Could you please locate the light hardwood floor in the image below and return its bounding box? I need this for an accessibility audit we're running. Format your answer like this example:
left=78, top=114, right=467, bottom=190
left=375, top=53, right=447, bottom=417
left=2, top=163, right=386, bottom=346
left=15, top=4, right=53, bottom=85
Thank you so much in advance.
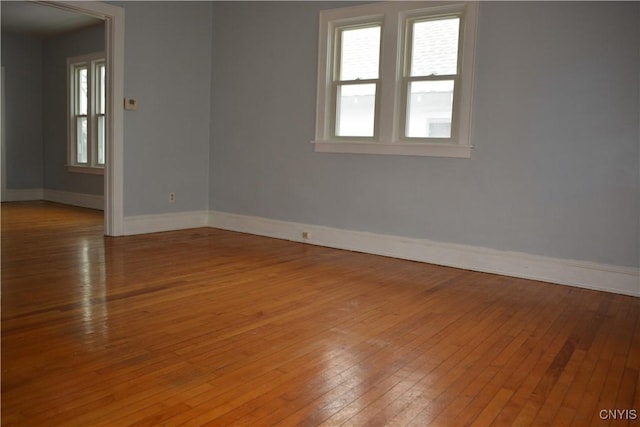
left=2, top=201, right=638, bottom=426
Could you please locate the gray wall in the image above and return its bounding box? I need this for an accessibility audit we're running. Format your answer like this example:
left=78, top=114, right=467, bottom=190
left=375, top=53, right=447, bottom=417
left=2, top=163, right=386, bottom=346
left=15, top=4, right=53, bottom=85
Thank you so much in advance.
left=117, top=1, right=212, bottom=216
left=43, top=24, right=105, bottom=195
left=1, top=33, right=44, bottom=189
left=209, top=1, right=639, bottom=268
left=1, top=24, right=105, bottom=195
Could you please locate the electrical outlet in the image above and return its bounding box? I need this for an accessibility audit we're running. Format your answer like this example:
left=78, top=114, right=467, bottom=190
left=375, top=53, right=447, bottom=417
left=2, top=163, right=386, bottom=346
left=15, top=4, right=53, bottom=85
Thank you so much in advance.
left=169, top=193, right=175, bottom=203
left=302, top=231, right=309, bottom=239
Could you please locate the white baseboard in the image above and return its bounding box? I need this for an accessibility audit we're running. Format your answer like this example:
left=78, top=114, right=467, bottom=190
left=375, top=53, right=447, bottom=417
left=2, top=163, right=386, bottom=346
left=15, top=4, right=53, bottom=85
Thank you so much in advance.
left=44, top=189, right=104, bottom=210
left=1, top=188, right=104, bottom=211
left=209, top=210, right=640, bottom=297
left=5, top=197, right=635, bottom=296
left=1, top=188, right=44, bottom=202
left=123, top=210, right=209, bottom=236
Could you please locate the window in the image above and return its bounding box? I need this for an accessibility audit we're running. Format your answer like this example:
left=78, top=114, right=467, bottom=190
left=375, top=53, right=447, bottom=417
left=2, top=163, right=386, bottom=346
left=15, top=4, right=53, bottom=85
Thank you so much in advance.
left=68, top=53, right=106, bottom=173
left=334, top=24, right=381, bottom=138
left=313, top=2, right=478, bottom=157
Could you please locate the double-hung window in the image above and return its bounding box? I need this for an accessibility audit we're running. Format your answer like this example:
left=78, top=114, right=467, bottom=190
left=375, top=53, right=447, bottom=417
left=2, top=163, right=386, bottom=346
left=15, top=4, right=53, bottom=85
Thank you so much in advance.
left=334, top=23, right=381, bottom=138
left=68, top=52, right=106, bottom=173
left=314, top=2, right=478, bottom=157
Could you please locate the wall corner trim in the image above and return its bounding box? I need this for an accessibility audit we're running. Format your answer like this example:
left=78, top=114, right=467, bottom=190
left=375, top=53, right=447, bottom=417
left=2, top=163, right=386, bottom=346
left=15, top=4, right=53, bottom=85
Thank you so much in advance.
left=208, top=210, right=640, bottom=297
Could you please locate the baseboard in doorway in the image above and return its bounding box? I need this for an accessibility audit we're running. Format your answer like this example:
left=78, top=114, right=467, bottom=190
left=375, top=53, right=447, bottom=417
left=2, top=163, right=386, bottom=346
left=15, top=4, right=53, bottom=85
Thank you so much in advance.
left=44, top=189, right=104, bottom=210
left=123, top=210, right=209, bottom=236
left=1, top=188, right=44, bottom=202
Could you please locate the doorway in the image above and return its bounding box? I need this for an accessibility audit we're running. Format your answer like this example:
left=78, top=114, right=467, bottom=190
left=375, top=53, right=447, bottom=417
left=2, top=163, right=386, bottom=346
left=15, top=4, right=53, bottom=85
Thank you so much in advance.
left=1, top=1, right=124, bottom=236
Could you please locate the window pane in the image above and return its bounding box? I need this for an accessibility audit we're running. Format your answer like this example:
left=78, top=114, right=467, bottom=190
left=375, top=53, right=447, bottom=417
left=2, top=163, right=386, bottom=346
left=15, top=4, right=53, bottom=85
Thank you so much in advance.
left=339, top=25, right=380, bottom=81
left=76, top=116, right=88, bottom=163
left=77, top=67, right=88, bottom=115
left=406, top=80, right=454, bottom=138
left=410, top=17, right=460, bottom=77
left=336, top=83, right=376, bottom=137
left=97, top=115, right=105, bottom=165
left=97, top=63, right=106, bottom=115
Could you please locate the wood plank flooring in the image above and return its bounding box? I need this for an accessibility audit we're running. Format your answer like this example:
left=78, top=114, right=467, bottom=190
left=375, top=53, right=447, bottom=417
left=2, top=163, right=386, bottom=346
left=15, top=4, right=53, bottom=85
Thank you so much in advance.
left=2, top=201, right=639, bottom=426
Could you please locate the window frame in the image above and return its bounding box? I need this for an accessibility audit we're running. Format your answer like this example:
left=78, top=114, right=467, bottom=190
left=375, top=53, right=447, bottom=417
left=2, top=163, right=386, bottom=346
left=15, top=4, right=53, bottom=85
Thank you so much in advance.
left=313, top=1, right=478, bottom=158
left=67, top=52, right=106, bottom=174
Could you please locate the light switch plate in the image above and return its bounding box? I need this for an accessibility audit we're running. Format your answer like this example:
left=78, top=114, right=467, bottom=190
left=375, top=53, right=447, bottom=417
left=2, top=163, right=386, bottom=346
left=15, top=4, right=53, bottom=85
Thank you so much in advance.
left=124, top=98, right=138, bottom=111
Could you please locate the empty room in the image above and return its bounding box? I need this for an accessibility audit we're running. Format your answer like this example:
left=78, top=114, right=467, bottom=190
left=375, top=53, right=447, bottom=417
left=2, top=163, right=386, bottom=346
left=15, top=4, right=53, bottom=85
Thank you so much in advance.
left=1, top=1, right=639, bottom=426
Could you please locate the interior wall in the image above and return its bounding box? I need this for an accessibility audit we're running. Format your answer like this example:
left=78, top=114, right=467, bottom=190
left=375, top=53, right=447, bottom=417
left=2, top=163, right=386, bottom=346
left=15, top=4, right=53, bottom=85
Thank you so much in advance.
left=42, top=24, right=105, bottom=196
left=209, top=1, right=639, bottom=268
left=0, top=32, right=44, bottom=190
left=114, top=1, right=213, bottom=217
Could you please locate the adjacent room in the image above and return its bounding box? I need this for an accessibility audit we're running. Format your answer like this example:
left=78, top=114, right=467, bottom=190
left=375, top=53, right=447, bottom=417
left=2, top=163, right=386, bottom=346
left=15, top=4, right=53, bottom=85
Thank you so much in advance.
left=2, top=1, right=639, bottom=425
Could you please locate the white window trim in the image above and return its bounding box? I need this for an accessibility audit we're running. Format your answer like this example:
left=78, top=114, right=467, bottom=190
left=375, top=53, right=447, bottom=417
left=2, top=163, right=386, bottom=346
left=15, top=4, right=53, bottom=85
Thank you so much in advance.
left=312, top=1, right=478, bottom=158
left=67, top=165, right=105, bottom=175
left=67, top=51, right=106, bottom=174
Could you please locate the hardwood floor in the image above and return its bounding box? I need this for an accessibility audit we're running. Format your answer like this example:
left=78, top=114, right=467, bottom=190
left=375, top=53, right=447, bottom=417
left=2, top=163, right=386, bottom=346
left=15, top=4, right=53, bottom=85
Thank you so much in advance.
left=2, top=201, right=638, bottom=426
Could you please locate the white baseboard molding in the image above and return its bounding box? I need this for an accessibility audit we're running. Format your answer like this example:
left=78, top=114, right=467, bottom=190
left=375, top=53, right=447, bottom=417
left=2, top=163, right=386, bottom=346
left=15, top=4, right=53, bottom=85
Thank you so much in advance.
left=44, top=189, right=104, bottom=210
left=123, top=210, right=209, bottom=236
left=1, top=188, right=104, bottom=211
left=1, top=188, right=44, bottom=202
left=209, top=210, right=640, bottom=297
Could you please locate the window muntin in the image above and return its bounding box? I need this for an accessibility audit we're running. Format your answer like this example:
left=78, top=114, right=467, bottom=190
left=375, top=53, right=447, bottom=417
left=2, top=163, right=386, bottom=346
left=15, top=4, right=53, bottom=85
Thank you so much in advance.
left=314, top=2, right=477, bottom=158
left=68, top=53, right=106, bottom=172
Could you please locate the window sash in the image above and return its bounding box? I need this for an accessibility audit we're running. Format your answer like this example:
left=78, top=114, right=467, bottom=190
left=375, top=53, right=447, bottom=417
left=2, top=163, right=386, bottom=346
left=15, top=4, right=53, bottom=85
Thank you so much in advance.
left=335, top=23, right=381, bottom=81
left=333, top=81, right=379, bottom=138
left=76, top=115, right=88, bottom=164
left=74, top=66, right=88, bottom=116
left=97, top=114, right=106, bottom=165
left=403, top=78, right=457, bottom=139
left=404, top=15, right=462, bottom=78
left=95, top=62, right=106, bottom=116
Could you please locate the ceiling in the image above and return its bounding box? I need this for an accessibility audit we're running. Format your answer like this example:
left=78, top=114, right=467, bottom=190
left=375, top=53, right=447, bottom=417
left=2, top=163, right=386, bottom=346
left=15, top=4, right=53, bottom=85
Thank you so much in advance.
left=1, top=1, right=104, bottom=38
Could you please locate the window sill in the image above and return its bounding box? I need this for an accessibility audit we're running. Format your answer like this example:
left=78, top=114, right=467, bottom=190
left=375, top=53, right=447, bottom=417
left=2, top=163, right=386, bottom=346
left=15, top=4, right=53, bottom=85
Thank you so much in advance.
left=312, top=140, right=472, bottom=158
left=66, top=165, right=105, bottom=175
